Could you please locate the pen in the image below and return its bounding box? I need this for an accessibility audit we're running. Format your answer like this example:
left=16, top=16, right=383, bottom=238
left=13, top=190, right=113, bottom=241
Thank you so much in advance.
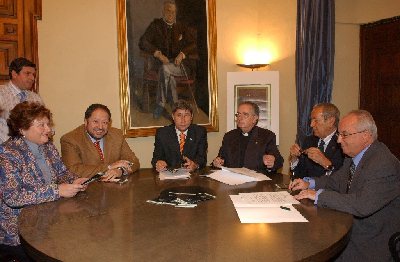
left=280, top=206, right=291, bottom=211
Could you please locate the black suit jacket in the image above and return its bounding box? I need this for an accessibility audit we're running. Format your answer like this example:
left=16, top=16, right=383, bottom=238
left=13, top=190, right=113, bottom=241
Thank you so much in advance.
left=152, top=124, right=207, bottom=169
left=293, top=134, right=344, bottom=178
left=315, top=141, right=400, bottom=261
left=218, top=126, right=283, bottom=174
left=139, top=18, right=197, bottom=60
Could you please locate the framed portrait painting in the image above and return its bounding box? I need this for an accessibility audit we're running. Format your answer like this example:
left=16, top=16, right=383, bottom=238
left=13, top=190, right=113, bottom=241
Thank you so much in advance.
left=116, top=0, right=218, bottom=137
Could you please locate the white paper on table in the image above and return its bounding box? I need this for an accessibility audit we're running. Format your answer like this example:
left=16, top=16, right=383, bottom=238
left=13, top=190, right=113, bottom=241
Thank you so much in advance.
left=233, top=206, right=308, bottom=223
left=159, top=168, right=191, bottom=180
left=232, top=191, right=300, bottom=207
left=221, top=167, right=271, bottom=181
left=207, top=169, right=258, bottom=185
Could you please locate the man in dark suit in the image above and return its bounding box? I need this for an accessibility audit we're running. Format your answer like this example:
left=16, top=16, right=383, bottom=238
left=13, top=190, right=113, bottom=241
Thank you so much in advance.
left=289, top=103, right=344, bottom=178
left=212, top=101, right=283, bottom=174
left=290, top=110, right=400, bottom=261
left=139, top=0, right=198, bottom=118
left=61, top=104, right=140, bottom=179
left=152, top=100, right=207, bottom=171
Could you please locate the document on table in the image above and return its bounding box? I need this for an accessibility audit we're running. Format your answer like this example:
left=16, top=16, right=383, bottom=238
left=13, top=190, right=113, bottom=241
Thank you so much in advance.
left=230, top=191, right=308, bottom=223
left=232, top=191, right=300, bottom=207
left=159, top=168, right=191, bottom=180
left=207, top=167, right=271, bottom=185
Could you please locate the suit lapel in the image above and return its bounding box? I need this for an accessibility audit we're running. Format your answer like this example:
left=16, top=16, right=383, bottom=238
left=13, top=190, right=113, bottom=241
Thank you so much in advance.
left=325, top=135, right=339, bottom=158
left=183, top=125, right=194, bottom=156
left=348, top=142, right=376, bottom=191
left=168, top=125, right=181, bottom=159
left=103, top=134, right=110, bottom=161
left=83, top=127, right=103, bottom=162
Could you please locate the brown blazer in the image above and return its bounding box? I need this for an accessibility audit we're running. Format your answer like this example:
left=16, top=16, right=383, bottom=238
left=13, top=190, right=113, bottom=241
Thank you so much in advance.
left=60, top=125, right=140, bottom=177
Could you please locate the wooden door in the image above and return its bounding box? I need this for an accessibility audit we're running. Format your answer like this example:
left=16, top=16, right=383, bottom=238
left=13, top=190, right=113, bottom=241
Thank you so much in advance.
left=0, top=0, right=41, bottom=91
left=360, top=16, right=400, bottom=159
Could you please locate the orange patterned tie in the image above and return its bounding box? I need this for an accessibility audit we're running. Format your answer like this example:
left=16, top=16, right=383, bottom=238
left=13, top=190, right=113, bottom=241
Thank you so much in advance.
left=93, top=141, right=104, bottom=161
left=179, top=132, right=185, bottom=154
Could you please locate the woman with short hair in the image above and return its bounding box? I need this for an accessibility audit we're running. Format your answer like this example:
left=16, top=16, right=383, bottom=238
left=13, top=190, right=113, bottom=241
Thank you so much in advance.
left=0, top=102, right=87, bottom=261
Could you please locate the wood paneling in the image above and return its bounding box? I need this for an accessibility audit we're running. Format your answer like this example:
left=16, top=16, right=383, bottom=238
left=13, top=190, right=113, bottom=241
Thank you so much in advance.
left=360, top=16, right=400, bottom=159
left=0, top=0, right=41, bottom=91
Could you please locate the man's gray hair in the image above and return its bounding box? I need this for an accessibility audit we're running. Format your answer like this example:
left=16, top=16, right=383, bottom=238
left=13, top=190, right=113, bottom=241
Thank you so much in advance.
left=348, top=109, right=378, bottom=140
left=238, top=101, right=260, bottom=116
left=313, top=103, right=340, bottom=126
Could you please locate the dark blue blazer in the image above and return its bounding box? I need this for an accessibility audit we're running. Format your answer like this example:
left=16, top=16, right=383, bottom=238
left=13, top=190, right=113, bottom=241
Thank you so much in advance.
left=293, top=134, right=344, bottom=178
left=151, top=124, right=207, bottom=169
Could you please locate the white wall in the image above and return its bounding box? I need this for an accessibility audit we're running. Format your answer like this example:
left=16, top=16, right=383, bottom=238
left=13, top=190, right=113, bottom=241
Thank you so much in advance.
left=38, top=0, right=400, bottom=171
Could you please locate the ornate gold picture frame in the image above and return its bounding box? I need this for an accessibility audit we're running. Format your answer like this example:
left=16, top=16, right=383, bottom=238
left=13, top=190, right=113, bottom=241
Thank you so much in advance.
left=116, top=0, right=218, bottom=137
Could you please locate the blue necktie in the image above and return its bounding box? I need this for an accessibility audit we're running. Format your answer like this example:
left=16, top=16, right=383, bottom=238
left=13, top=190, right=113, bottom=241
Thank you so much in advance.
left=18, top=91, right=27, bottom=102
left=318, top=140, right=325, bottom=152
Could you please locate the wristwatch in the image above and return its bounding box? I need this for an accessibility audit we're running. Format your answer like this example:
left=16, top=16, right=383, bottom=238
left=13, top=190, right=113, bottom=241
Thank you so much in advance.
left=325, top=164, right=334, bottom=171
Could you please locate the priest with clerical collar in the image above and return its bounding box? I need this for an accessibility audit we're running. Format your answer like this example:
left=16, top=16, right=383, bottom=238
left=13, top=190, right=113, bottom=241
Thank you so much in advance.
left=213, top=101, right=284, bottom=174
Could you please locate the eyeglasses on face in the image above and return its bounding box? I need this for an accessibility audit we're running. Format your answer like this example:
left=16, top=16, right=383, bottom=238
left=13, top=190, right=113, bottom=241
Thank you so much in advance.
left=337, top=130, right=366, bottom=139
left=234, top=112, right=254, bottom=119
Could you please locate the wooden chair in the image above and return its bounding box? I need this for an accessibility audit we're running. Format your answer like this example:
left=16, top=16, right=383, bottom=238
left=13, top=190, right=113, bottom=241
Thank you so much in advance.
left=141, top=52, right=199, bottom=113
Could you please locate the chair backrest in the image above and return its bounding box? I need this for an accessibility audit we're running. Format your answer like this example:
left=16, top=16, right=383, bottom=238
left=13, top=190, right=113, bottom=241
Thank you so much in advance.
left=389, top=232, right=400, bottom=261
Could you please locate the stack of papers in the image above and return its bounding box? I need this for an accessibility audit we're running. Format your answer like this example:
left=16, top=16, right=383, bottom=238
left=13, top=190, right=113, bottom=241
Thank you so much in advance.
left=207, top=167, right=271, bottom=185
left=230, top=191, right=308, bottom=223
left=159, top=168, right=191, bottom=180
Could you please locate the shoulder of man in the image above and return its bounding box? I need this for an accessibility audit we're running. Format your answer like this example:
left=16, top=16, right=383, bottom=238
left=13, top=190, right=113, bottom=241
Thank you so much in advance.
left=60, top=124, right=86, bottom=142
left=0, top=82, right=12, bottom=95
left=252, top=126, right=276, bottom=137
left=223, top=128, right=240, bottom=139
left=364, top=141, right=399, bottom=165
left=107, top=126, right=125, bottom=137
left=189, top=124, right=206, bottom=133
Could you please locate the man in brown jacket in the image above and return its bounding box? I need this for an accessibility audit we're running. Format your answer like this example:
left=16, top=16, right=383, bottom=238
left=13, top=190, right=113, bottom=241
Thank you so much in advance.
left=60, top=104, right=140, bottom=179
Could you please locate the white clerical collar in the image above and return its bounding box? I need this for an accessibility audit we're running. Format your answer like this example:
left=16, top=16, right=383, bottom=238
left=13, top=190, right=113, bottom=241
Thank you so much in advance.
left=163, top=19, right=175, bottom=27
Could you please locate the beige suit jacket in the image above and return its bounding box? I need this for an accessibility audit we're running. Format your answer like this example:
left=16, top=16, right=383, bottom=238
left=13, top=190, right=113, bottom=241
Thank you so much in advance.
left=60, top=124, right=140, bottom=177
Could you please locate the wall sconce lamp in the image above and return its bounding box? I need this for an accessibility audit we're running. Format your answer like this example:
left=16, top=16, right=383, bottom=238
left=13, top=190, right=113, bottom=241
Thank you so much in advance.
left=236, top=63, right=270, bottom=71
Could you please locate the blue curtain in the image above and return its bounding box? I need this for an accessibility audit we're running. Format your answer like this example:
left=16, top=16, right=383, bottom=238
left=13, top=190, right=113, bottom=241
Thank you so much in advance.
left=295, top=0, right=335, bottom=145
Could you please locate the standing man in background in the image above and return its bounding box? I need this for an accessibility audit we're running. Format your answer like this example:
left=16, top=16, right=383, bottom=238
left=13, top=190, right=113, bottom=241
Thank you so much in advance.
left=60, top=104, right=140, bottom=180
left=289, top=103, right=344, bottom=178
left=0, top=57, right=43, bottom=143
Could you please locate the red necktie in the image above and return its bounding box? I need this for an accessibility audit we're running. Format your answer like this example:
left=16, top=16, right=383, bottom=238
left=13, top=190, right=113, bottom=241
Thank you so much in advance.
left=179, top=132, right=185, bottom=154
left=93, top=141, right=104, bottom=161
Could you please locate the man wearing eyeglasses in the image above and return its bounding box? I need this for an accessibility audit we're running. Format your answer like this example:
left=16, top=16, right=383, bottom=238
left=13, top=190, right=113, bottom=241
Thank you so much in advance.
left=290, top=110, right=400, bottom=261
left=212, top=101, right=283, bottom=174
left=289, top=103, right=344, bottom=178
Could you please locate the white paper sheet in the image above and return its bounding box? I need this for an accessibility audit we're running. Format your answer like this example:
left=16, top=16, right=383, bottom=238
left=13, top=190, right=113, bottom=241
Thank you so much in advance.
left=207, top=167, right=271, bottom=185
left=233, top=206, right=308, bottom=223
left=233, top=191, right=300, bottom=207
left=229, top=191, right=308, bottom=223
left=159, top=168, right=191, bottom=180
left=221, top=167, right=271, bottom=181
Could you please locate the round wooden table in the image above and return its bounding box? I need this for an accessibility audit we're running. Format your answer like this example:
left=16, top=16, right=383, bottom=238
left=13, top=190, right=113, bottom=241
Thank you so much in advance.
left=19, top=169, right=352, bottom=261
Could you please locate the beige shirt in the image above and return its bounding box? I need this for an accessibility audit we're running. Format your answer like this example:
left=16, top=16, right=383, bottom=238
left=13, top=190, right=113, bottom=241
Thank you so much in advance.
left=0, top=81, right=43, bottom=143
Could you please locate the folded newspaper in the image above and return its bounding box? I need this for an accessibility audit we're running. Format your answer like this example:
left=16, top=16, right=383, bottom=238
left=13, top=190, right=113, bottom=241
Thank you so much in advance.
left=159, top=168, right=191, bottom=180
